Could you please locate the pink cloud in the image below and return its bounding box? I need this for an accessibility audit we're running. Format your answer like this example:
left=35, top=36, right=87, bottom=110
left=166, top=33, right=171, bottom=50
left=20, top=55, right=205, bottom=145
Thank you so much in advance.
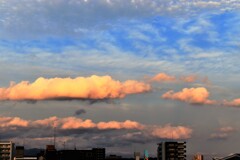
left=162, top=87, right=216, bottom=105
left=150, top=124, right=192, bottom=139
left=0, top=75, right=151, bottom=100
left=97, top=120, right=144, bottom=130
left=223, top=98, right=240, bottom=107
left=150, top=73, right=176, bottom=82
left=0, top=117, right=29, bottom=128
left=209, top=126, right=235, bottom=140
left=0, top=116, right=192, bottom=140
left=179, top=75, right=198, bottom=83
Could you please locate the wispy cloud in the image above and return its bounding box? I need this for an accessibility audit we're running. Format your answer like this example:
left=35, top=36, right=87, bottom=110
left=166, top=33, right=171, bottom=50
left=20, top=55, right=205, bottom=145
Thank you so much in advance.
left=209, top=126, right=236, bottom=141
left=1, top=0, right=240, bottom=39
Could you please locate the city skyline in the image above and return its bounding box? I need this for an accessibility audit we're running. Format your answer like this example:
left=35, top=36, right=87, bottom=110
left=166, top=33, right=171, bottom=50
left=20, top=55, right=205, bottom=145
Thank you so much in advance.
left=0, top=0, right=240, bottom=157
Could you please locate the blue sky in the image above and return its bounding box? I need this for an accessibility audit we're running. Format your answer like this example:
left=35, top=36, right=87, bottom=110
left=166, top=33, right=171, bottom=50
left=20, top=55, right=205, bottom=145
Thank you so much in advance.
left=1, top=0, right=240, bottom=158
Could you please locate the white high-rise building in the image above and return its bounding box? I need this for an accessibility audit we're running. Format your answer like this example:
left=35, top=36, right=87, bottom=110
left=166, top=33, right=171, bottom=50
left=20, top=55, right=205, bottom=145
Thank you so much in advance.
left=0, top=141, right=14, bottom=160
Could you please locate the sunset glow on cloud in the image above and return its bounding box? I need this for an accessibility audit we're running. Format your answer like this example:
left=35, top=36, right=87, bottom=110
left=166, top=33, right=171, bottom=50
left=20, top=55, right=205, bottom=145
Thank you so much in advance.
left=151, top=124, right=193, bottom=139
left=1, top=0, right=240, bottom=155
left=0, top=117, right=29, bottom=128
left=162, top=87, right=216, bottom=105
left=179, top=75, right=198, bottom=83
left=223, top=98, right=240, bottom=107
left=0, top=76, right=151, bottom=100
left=150, top=73, right=176, bottom=82
left=0, top=116, right=192, bottom=140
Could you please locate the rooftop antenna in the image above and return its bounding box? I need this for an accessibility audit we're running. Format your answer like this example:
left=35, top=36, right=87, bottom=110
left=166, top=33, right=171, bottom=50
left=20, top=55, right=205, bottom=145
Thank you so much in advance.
left=63, top=141, right=66, bottom=150
left=74, top=142, right=77, bottom=150
left=53, top=126, right=56, bottom=147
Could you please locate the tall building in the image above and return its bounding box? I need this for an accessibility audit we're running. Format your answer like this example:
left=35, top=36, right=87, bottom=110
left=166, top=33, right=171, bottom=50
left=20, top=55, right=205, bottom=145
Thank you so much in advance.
left=0, top=141, right=14, bottom=160
left=157, top=141, right=186, bottom=160
left=92, top=148, right=105, bottom=160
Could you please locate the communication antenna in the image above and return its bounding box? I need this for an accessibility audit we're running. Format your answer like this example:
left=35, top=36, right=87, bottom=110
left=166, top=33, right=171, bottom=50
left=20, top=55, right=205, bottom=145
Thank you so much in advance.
left=63, top=141, right=66, bottom=150
left=53, top=126, right=56, bottom=147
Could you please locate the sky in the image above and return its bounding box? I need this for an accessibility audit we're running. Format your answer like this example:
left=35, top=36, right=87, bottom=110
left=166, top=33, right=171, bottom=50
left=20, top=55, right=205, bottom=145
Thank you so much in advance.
left=0, top=0, right=240, bottom=158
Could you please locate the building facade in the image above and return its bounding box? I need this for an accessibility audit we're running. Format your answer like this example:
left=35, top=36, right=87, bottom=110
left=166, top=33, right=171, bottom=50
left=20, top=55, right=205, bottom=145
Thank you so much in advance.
left=58, top=148, right=105, bottom=160
left=0, top=141, right=14, bottom=160
left=157, top=141, right=186, bottom=160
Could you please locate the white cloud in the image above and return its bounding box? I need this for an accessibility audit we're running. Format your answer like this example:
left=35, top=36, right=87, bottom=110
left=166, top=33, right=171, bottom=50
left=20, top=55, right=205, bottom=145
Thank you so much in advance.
left=0, top=0, right=240, bottom=39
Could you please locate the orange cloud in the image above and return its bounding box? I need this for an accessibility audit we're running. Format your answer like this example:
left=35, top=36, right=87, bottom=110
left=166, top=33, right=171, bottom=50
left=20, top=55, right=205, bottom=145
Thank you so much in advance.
left=151, top=124, right=192, bottom=139
left=0, top=75, right=151, bottom=100
left=0, top=116, right=192, bottom=140
left=0, top=117, right=29, bottom=128
left=32, top=116, right=142, bottom=130
left=162, top=87, right=215, bottom=104
left=150, top=73, right=176, bottom=82
left=150, top=73, right=209, bottom=84
left=97, top=120, right=144, bottom=130
left=223, top=98, right=240, bottom=107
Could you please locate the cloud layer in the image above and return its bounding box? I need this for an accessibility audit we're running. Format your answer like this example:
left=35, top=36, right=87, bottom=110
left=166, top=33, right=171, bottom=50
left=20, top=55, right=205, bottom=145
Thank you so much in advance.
left=1, top=0, right=240, bottom=39
left=0, top=75, right=150, bottom=100
left=0, top=116, right=192, bottom=147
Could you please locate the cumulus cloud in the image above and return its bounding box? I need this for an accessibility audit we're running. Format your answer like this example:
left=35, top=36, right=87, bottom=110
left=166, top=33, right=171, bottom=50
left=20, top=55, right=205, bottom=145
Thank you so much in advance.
left=0, top=75, right=151, bottom=101
left=223, top=98, right=240, bottom=107
left=150, top=124, right=192, bottom=139
left=162, top=87, right=216, bottom=105
left=0, top=117, right=29, bottom=128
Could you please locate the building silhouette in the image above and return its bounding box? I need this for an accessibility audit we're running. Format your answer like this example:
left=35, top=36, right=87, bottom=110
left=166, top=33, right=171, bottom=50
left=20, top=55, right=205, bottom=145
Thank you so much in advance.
left=157, top=141, right=186, bottom=160
left=15, top=146, right=24, bottom=158
left=0, top=141, right=14, bottom=160
left=58, top=148, right=105, bottom=160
